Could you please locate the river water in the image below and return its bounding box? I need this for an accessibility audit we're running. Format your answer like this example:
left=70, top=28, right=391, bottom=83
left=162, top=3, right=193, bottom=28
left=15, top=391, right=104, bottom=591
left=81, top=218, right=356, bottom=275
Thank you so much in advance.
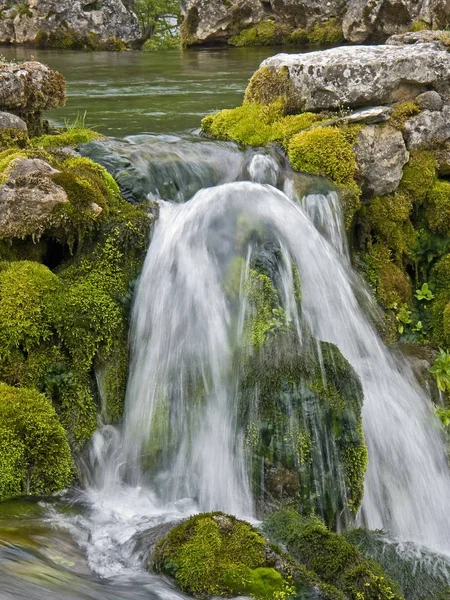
left=2, top=47, right=450, bottom=600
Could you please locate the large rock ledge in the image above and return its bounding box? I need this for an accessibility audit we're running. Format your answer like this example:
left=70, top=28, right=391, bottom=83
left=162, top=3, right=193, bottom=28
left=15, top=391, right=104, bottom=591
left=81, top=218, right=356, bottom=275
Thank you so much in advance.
left=258, top=44, right=450, bottom=112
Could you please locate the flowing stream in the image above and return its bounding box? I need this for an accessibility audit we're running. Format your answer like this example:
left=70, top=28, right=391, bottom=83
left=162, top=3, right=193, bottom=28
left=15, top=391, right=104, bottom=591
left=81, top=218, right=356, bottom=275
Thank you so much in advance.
left=2, top=54, right=450, bottom=598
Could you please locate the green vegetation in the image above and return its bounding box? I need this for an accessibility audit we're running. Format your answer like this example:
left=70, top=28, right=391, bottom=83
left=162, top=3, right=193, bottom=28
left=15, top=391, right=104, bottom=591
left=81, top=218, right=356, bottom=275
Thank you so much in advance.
left=134, top=0, right=180, bottom=48
left=244, top=66, right=296, bottom=109
left=389, top=101, right=420, bottom=130
left=229, top=21, right=291, bottom=47
left=35, top=28, right=128, bottom=51
left=430, top=349, right=450, bottom=393
left=0, top=382, right=73, bottom=500
left=263, top=510, right=404, bottom=600
left=307, top=18, right=344, bottom=44
left=0, top=125, right=153, bottom=499
left=153, top=513, right=294, bottom=599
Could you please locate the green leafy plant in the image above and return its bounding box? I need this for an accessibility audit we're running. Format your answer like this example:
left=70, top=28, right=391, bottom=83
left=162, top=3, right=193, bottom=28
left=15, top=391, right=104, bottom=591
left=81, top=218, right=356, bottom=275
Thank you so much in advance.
left=437, top=407, right=450, bottom=427
left=415, top=282, right=434, bottom=302
left=430, top=349, right=450, bottom=393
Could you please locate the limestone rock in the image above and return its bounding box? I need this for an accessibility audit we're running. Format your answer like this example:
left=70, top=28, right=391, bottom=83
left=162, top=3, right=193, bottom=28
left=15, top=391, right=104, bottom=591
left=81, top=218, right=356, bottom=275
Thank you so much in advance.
left=0, top=0, right=141, bottom=45
left=0, top=112, right=28, bottom=132
left=403, top=106, right=450, bottom=150
left=343, top=0, right=448, bottom=43
left=258, top=44, right=450, bottom=112
left=0, top=61, right=65, bottom=123
left=0, top=158, right=68, bottom=239
left=181, top=0, right=347, bottom=45
left=386, top=29, right=450, bottom=49
left=354, top=125, right=409, bottom=197
left=340, top=106, right=393, bottom=125
left=415, top=91, right=444, bottom=112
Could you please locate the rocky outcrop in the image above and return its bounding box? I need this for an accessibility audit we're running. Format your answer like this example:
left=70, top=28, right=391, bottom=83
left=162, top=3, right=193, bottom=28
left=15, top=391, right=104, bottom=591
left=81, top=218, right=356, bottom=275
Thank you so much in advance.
left=255, top=44, right=450, bottom=111
left=403, top=105, right=450, bottom=149
left=0, top=61, right=65, bottom=131
left=182, top=0, right=450, bottom=46
left=0, top=0, right=141, bottom=47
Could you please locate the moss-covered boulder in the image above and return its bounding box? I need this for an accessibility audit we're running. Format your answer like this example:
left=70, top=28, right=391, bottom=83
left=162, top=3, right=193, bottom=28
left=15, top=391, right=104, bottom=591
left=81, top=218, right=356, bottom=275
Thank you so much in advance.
left=263, top=510, right=404, bottom=600
left=153, top=513, right=294, bottom=600
left=239, top=331, right=367, bottom=524
left=0, top=382, right=73, bottom=501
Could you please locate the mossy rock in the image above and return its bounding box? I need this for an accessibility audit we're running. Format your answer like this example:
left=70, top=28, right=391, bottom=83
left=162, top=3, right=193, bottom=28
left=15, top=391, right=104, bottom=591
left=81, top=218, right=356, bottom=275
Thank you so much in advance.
left=229, top=21, right=291, bottom=47
left=238, top=330, right=367, bottom=522
left=153, top=513, right=294, bottom=600
left=263, top=510, right=404, bottom=600
left=0, top=382, right=73, bottom=500
left=426, top=179, right=450, bottom=236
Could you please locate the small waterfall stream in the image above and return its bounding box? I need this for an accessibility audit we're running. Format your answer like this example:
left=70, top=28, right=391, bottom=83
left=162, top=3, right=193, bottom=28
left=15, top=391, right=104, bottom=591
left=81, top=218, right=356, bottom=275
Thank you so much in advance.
left=3, top=135, right=450, bottom=598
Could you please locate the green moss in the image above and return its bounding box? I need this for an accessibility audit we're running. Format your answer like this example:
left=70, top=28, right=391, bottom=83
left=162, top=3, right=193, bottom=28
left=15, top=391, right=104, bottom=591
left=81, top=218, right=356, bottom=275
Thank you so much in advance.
left=180, top=6, right=200, bottom=47
left=426, top=180, right=450, bottom=235
left=409, top=19, right=429, bottom=31
left=399, top=150, right=436, bottom=205
left=307, top=19, right=344, bottom=44
left=390, top=101, right=421, bottom=131
left=366, top=192, right=416, bottom=259
left=32, top=128, right=103, bottom=149
left=0, top=128, right=29, bottom=149
left=229, top=20, right=289, bottom=47
left=0, top=382, right=73, bottom=501
left=239, top=332, right=366, bottom=520
left=288, top=126, right=359, bottom=189
left=34, top=28, right=128, bottom=51
left=360, top=242, right=412, bottom=309
left=430, top=254, right=450, bottom=346
left=153, top=513, right=294, bottom=600
left=263, top=510, right=404, bottom=600
left=244, top=66, right=296, bottom=110
left=270, top=112, right=326, bottom=148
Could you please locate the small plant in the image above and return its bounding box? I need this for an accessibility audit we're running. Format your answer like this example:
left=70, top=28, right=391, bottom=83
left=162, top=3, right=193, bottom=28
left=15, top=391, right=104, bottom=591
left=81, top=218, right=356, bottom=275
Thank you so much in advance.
left=415, top=282, right=434, bottom=302
left=430, top=349, right=450, bottom=393
left=391, top=302, right=412, bottom=334
left=437, top=406, right=450, bottom=428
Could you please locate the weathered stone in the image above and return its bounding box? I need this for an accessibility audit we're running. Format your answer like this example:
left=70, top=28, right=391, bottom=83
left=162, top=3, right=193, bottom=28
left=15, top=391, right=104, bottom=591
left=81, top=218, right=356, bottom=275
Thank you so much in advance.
left=0, top=0, right=141, bottom=45
left=415, top=91, right=444, bottom=112
left=436, top=142, right=450, bottom=176
left=340, top=106, right=393, bottom=125
left=354, top=125, right=409, bottom=196
left=386, top=29, right=450, bottom=49
left=403, top=106, right=450, bottom=149
left=343, top=0, right=447, bottom=43
left=0, top=112, right=27, bottom=132
left=0, top=158, right=68, bottom=239
left=258, top=44, right=450, bottom=112
left=0, top=61, right=65, bottom=118
left=181, top=0, right=347, bottom=45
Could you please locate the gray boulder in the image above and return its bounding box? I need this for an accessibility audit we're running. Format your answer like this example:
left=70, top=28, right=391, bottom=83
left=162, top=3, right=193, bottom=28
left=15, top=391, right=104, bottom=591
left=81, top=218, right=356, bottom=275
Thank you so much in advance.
left=257, top=44, right=450, bottom=112
left=0, top=61, right=65, bottom=118
left=386, top=29, right=449, bottom=49
left=343, top=0, right=446, bottom=43
left=403, top=106, right=450, bottom=150
left=0, top=158, right=68, bottom=240
left=354, top=125, right=409, bottom=197
left=0, top=111, right=28, bottom=132
left=415, top=91, right=444, bottom=112
left=0, top=0, right=141, bottom=45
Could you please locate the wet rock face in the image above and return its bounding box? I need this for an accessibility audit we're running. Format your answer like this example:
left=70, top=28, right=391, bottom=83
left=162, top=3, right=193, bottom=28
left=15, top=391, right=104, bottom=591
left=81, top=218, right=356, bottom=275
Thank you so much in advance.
left=259, top=44, right=450, bottom=112
left=0, top=0, right=141, bottom=45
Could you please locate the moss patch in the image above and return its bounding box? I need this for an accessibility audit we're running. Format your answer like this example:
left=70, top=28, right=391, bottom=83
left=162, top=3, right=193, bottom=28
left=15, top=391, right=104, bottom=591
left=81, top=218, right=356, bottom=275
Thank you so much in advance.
left=34, top=28, right=128, bottom=51
left=389, top=101, right=421, bottom=131
left=32, top=128, right=103, bottom=149
left=263, top=510, right=404, bottom=600
left=0, top=382, right=73, bottom=500
left=244, top=66, right=296, bottom=110
left=153, top=513, right=293, bottom=600
left=229, top=20, right=290, bottom=47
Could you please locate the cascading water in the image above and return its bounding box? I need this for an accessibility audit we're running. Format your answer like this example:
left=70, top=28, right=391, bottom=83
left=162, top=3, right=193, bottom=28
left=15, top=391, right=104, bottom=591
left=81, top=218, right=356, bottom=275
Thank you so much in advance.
left=91, top=137, right=450, bottom=554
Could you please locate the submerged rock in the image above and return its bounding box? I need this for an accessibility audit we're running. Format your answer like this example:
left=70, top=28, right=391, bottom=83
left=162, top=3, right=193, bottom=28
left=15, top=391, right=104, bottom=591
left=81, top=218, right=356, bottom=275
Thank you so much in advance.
left=256, top=44, right=450, bottom=112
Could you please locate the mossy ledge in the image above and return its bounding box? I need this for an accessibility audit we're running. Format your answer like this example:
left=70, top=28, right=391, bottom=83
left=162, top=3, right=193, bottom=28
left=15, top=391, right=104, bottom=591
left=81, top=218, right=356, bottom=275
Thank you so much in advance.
left=152, top=511, right=403, bottom=600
